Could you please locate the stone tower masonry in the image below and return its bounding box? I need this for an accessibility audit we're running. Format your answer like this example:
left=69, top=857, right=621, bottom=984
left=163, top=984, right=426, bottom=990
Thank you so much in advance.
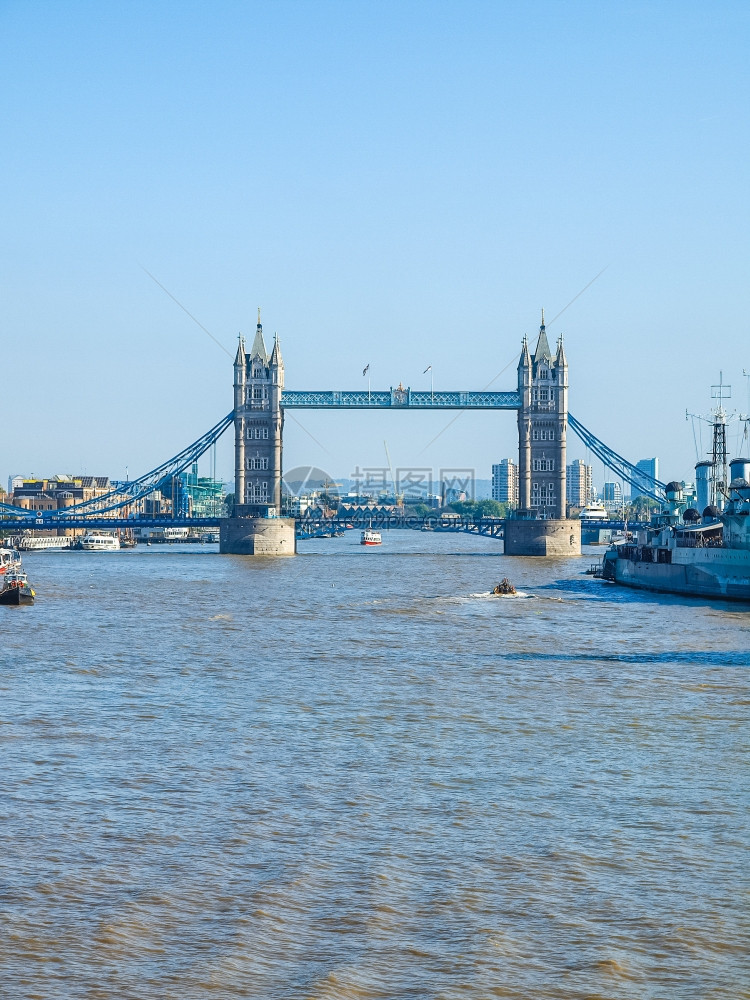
left=233, top=311, right=284, bottom=514
left=517, top=311, right=568, bottom=518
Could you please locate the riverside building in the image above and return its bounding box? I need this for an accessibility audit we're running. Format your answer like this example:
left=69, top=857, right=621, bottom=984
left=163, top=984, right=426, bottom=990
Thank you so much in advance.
left=603, top=481, right=623, bottom=510
left=633, top=458, right=660, bottom=499
left=492, top=459, right=519, bottom=506
left=566, top=459, right=593, bottom=508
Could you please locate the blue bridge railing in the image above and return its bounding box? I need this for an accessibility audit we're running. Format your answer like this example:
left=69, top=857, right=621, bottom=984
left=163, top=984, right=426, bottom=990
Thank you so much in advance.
left=280, top=390, right=521, bottom=409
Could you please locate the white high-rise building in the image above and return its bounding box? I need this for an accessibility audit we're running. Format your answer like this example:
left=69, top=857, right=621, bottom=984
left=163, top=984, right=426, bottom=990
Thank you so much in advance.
left=566, top=459, right=593, bottom=507
left=492, top=459, right=519, bottom=506
left=602, top=481, right=623, bottom=510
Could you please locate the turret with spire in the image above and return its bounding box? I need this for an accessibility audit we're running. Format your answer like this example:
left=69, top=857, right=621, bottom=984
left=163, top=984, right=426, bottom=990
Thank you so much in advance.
left=232, top=309, right=285, bottom=514
left=516, top=310, right=569, bottom=519
left=268, top=333, right=284, bottom=511
left=555, top=332, right=567, bottom=368
left=249, top=308, right=269, bottom=363
left=234, top=333, right=247, bottom=503
left=517, top=334, right=531, bottom=374
left=533, top=308, right=552, bottom=367
left=517, top=334, right=532, bottom=510
left=269, top=332, right=283, bottom=371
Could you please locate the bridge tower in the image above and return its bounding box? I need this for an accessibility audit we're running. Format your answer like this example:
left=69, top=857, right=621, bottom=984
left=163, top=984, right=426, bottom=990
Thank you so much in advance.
left=507, top=312, right=579, bottom=555
left=232, top=311, right=284, bottom=514
left=222, top=311, right=295, bottom=555
left=518, top=311, right=568, bottom=518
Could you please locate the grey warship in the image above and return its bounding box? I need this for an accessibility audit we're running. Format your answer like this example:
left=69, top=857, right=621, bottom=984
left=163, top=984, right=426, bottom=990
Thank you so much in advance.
left=601, top=466, right=750, bottom=602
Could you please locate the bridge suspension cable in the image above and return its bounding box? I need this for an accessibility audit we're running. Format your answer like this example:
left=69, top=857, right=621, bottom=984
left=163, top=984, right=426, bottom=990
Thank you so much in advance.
left=568, top=413, right=666, bottom=502
left=1, top=412, right=234, bottom=522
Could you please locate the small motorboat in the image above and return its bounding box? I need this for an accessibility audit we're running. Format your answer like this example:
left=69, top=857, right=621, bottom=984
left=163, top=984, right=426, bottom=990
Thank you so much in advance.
left=492, top=578, right=516, bottom=596
left=0, top=567, right=35, bottom=605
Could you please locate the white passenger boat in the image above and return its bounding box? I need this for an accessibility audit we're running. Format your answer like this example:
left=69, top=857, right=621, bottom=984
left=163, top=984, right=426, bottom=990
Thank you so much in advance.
left=17, top=535, right=72, bottom=551
left=79, top=532, right=121, bottom=551
left=360, top=527, right=382, bottom=546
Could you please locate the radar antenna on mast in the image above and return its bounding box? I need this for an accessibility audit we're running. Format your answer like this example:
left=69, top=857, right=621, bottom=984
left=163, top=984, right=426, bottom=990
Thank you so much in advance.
left=710, top=372, right=732, bottom=505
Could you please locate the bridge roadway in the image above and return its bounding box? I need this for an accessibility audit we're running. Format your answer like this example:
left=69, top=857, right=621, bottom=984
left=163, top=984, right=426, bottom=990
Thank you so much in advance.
left=2, top=516, right=222, bottom=531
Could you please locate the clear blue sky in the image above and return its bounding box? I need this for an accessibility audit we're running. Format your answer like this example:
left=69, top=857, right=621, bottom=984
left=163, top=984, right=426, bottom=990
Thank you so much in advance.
left=2, top=0, right=748, bottom=492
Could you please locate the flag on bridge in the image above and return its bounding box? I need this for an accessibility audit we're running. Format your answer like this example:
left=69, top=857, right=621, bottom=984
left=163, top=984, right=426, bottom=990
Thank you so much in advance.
left=362, top=364, right=370, bottom=376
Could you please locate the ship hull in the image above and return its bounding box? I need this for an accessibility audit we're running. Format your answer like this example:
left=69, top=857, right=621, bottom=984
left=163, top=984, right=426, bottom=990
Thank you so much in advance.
left=603, top=553, right=750, bottom=602
left=0, top=586, right=34, bottom=605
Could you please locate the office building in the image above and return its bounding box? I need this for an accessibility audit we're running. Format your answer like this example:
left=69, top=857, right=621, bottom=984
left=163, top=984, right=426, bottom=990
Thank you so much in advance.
left=632, top=458, right=659, bottom=499
left=566, top=459, right=593, bottom=507
left=492, top=459, right=519, bottom=506
left=602, top=481, right=623, bottom=510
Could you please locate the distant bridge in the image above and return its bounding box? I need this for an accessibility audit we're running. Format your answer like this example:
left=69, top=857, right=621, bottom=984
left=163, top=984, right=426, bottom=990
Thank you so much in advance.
left=296, top=513, right=636, bottom=540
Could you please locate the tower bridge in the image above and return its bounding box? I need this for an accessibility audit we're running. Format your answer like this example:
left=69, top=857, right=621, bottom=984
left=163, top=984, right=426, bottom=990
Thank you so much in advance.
left=232, top=311, right=571, bottom=538
left=0, top=311, right=666, bottom=555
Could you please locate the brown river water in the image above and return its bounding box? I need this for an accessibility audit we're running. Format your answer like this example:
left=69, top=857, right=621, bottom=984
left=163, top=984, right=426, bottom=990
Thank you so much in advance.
left=1, top=533, right=748, bottom=999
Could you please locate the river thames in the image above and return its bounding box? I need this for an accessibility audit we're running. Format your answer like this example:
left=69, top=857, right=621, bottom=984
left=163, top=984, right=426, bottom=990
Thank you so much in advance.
left=1, top=534, right=748, bottom=999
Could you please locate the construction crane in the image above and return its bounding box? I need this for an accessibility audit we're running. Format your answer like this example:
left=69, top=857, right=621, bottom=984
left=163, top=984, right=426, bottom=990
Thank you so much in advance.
left=383, top=440, right=403, bottom=506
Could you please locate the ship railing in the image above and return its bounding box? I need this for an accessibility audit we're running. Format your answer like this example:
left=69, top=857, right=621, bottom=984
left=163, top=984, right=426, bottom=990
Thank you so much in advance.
left=675, top=536, right=724, bottom=549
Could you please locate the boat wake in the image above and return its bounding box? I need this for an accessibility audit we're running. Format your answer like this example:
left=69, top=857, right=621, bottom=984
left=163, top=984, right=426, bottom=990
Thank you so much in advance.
left=468, top=590, right=536, bottom=600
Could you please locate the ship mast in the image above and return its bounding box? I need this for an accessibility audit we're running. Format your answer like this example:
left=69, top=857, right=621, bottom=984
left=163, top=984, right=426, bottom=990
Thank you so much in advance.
left=710, top=372, right=731, bottom=507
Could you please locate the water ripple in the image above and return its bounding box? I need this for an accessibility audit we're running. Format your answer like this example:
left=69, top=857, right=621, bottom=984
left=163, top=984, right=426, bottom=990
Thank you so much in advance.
left=1, top=537, right=748, bottom=998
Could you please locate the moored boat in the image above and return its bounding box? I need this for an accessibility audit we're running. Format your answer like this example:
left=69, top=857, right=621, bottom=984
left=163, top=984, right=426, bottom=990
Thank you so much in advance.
left=578, top=502, right=608, bottom=520
left=0, top=566, right=35, bottom=605
left=17, top=535, right=71, bottom=551
left=0, top=547, right=22, bottom=575
left=601, top=475, right=750, bottom=602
